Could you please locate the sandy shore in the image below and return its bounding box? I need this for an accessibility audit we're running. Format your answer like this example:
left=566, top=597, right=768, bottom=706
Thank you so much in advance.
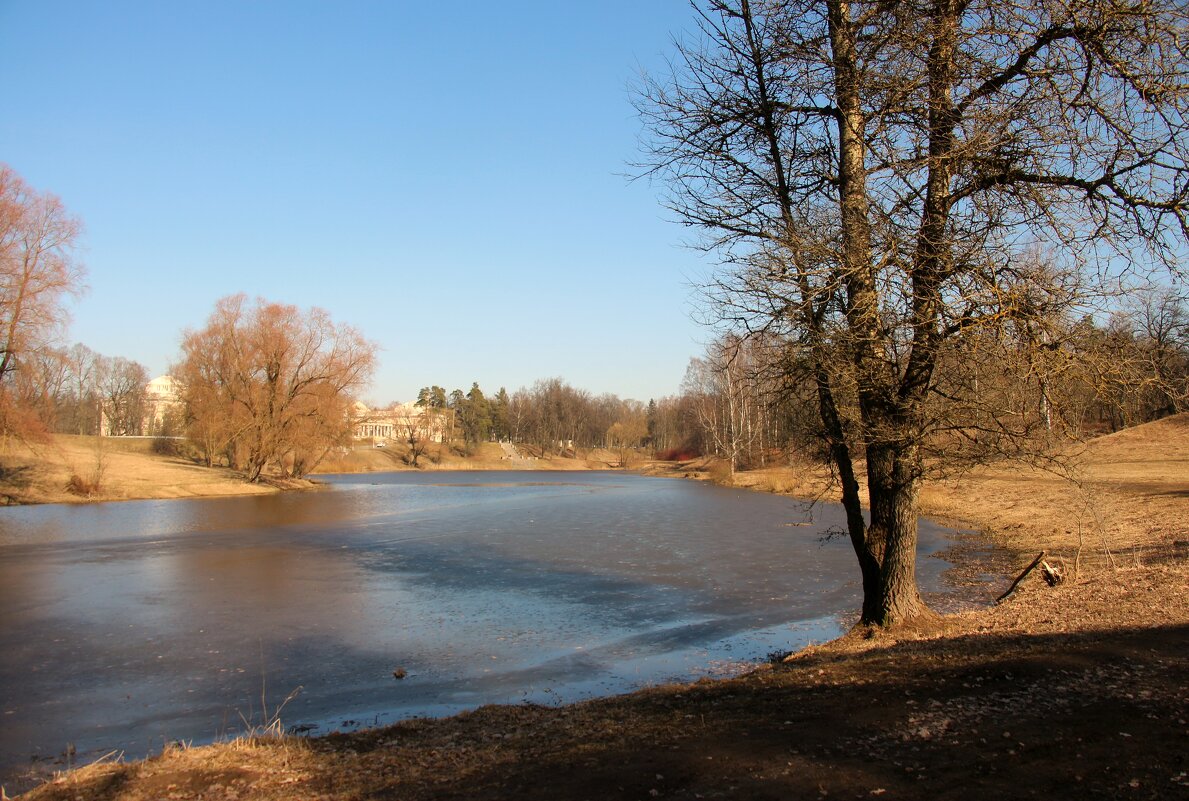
left=11, top=417, right=1189, bottom=800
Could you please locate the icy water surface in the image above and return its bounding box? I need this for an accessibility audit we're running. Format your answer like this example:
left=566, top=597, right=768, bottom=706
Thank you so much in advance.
left=0, top=471, right=958, bottom=786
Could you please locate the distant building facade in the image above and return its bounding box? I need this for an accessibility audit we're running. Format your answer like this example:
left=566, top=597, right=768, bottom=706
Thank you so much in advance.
left=352, top=401, right=449, bottom=444
left=104, top=379, right=451, bottom=446
left=96, top=374, right=184, bottom=437
left=143, top=375, right=184, bottom=435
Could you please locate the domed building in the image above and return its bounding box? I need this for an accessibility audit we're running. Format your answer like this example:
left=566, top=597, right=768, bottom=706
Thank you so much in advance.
left=143, top=375, right=184, bottom=436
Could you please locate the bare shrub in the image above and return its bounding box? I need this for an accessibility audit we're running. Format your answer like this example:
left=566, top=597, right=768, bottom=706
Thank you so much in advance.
left=65, top=472, right=99, bottom=497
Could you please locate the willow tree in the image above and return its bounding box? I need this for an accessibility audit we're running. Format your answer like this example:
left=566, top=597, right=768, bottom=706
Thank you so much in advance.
left=638, top=0, right=1189, bottom=625
left=175, top=295, right=376, bottom=481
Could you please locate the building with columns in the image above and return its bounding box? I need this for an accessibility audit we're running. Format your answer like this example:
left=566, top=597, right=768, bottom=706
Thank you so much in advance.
left=353, top=401, right=449, bottom=444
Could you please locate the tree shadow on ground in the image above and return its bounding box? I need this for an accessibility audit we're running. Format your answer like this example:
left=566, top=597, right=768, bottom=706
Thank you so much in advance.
left=369, top=623, right=1188, bottom=801
left=21, top=624, right=1189, bottom=801
left=0, top=462, right=39, bottom=504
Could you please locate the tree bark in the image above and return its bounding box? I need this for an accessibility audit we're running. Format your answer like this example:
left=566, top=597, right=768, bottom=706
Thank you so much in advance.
left=875, top=446, right=927, bottom=624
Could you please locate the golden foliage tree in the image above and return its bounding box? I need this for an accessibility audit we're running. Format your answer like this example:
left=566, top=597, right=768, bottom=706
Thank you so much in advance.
left=175, top=295, right=376, bottom=481
left=0, top=165, right=85, bottom=438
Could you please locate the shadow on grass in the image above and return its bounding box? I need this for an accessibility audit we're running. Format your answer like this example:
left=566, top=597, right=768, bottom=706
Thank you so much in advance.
left=25, top=622, right=1188, bottom=801
left=397, top=623, right=1189, bottom=801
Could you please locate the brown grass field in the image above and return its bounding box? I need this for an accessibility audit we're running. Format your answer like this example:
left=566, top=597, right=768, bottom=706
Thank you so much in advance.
left=7, top=417, right=1189, bottom=800
left=0, top=436, right=288, bottom=505
left=0, top=438, right=623, bottom=507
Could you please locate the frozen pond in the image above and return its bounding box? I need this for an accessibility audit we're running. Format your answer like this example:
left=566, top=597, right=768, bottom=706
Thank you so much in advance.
left=0, top=471, right=959, bottom=787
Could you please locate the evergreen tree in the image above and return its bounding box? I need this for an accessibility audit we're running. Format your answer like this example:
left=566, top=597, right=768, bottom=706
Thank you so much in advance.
left=491, top=387, right=511, bottom=441
left=462, top=382, right=491, bottom=445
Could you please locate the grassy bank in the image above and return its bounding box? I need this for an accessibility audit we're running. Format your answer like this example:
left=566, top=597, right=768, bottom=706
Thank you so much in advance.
left=0, top=437, right=631, bottom=506
left=11, top=416, right=1189, bottom=800
left=313, top=440, right=640, bottom=474
left=0, top=436, right=304, bottom=505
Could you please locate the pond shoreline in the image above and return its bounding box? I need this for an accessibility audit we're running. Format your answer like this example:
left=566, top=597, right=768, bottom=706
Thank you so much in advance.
left=8, top=470, right=938, bottom=794
left=0, top=436, right=625, bottom=507
left=11, top=417, right=1189, bottom=800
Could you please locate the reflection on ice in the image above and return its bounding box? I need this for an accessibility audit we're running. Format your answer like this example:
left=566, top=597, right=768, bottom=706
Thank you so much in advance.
left=0, top=471, right=958, bottom=787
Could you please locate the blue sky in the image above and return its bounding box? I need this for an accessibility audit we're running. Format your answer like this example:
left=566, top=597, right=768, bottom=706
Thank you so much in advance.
left=0, top=1, right=712, bottom=404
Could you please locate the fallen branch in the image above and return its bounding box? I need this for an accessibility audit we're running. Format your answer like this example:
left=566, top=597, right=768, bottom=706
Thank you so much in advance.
left=1041, top=559, right=1065, bottom=587
left=996, top=551, right=1046, bottom=604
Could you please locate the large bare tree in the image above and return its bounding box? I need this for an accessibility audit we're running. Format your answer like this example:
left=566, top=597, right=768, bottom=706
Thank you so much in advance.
left=638, top=0, right=1189, bottom=626
left=96, top=356, right=148, bottom=437
left=0, top=165, right=85, bottom=438
left=175, top=295, right=376, bottom=482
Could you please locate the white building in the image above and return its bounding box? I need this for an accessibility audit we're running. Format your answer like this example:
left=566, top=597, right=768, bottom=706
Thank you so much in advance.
left=142, top=375, right=184, bottom=435
left=353, top=401, right=449, bottom=444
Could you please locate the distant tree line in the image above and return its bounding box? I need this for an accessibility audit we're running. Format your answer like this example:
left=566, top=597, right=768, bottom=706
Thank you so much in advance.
left=11, top=343, right=165, bottom=437
left=673, top=284, right=1188, bottom=475
left=4, top=164, right=1182, bottom=495
left=410, top=378, right=655, bottom=457
left=403, top=287, right=1188, bottom=468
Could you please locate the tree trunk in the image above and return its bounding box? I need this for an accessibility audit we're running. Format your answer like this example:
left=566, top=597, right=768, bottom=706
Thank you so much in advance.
left=813, top=364, right=882, bottom=622
left=828, top=0, right=919, bottom=627
left=872, top=446, right=927, bottom=625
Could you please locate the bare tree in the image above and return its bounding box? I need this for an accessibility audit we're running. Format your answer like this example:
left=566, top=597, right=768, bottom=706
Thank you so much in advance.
left=0, top=165, right=85, bottom=438
left=388, top=402, right=440, bottom=467
left=682, top=340, right=762, bottom=475
left=175, top=295, right=377, bottom=481
left=59, top=343, right=101, bottom=435
left=96, top=356, right=148, bottom=436
left=1120, top=286, right=1189, bottom=417
left=282, top=380, right=359, bottom=478
left=606, top=400, right=649, bottom=464
left=643, top=393, right=706, bottom=458
left=507, top=391, right=530, bottom=443
left=9, top=344, right=70, bottom=433
left=638, top=0, right=1189, bottom=626
left=173, top=321, right=248, bottom=467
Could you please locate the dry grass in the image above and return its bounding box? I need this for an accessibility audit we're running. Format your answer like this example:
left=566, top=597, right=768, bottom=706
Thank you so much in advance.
left=315, top=440, right=639, bottom=474
left=702, top=415, right=1189, bottom=574
left=0, top=433, right=640, bottom=507
left=0, top=435, right=288, bottom=505
left=917, top=414, right=1189, bottom=569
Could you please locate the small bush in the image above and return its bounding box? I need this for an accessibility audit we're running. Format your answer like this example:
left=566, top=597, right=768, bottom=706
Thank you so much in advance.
left=707, top=459, right=735, bottom=483
left=66, top=473, right=101, bottom=497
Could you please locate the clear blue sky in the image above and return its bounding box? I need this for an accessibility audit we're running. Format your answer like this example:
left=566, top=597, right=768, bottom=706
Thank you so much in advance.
left=0, top=0, right=713, bottom=404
